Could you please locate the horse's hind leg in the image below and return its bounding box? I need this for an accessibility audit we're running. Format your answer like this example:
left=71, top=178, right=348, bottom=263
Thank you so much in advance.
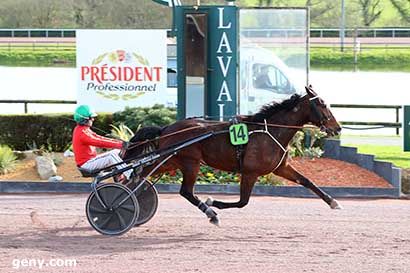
left=274, top=163, right=342, bottom=209
left=179, top=160, right=220, bottom=225
left=206, top=173, right=258, bottom=210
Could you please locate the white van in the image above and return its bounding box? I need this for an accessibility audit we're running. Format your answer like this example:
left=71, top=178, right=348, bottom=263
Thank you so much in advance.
left=239, top=46, right=300, bottom=114
left=166, top=45, right=303, bottom=115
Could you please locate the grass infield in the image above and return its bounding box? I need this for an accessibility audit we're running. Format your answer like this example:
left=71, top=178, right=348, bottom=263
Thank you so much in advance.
left=345, top=143, right=409, bottom=169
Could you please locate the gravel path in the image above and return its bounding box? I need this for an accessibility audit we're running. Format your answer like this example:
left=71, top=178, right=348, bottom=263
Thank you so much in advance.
left=0, top=193, right=409, bottom=273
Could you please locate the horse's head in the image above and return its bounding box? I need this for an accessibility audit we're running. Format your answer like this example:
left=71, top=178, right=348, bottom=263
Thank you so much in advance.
left=304, top=86, right=341, bottom=137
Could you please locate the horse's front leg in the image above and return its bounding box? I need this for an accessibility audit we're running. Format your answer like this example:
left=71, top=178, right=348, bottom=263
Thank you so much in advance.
left=274, top=163, right=342, bottom=209
left=206, top=173, right=258, bottom=210
left=179, top=160, right=220, bottom=226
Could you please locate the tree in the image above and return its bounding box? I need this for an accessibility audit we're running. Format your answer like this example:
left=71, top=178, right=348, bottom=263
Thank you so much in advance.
left=0, top=0, right=72, bottom=28
left=250, top=0, right=336, bottom=25
left=71, top=0, right=105, bottom=28
left=106, top=0, right=171, bottom=28
left=0, top=0, right=32, bottom=28
left=258, top=0, right=273, bottom=6
left=390, top=0, right=410, bottom=22
left=306, top=0, right=337, bottom=22
left=357, top=0, right=383, bottom=26
left=30, top=0, right=59, bottom=28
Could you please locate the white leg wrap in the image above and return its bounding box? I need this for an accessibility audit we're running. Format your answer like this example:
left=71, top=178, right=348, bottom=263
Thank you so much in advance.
left=330, top=199, right=342, bottom=209
left=205, top=197, right=214, bottom=206
left=205, top=207, right=217, bottom=218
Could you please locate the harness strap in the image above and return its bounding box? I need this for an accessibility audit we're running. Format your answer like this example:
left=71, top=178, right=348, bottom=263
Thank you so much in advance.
left=248, top=119, right=288, bottom=172
left=231, top=116, right=246, bottom=174
left=309, top=100, right=323, bottom=123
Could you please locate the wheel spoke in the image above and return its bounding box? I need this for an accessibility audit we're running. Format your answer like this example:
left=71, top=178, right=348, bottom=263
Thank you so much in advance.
left=99, top=213, right=114, bottom=229
left=110, top=189, right=126, bottom=207
left=120, top=204, right=136, bottom=213
left=89, top=204, right=109, bottom=214
left=98, top=188, right=110, bottom=206
left=105, top=188, right=119, bottom=207
left=115, top=211, right=127, bottom=230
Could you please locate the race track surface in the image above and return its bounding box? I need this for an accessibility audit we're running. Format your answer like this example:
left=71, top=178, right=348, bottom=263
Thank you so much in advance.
left=0, top=193, right=409, bottom=273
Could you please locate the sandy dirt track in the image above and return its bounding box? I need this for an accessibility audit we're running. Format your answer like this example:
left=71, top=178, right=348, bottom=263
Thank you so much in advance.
left=0, top=193, right=409, bottom=273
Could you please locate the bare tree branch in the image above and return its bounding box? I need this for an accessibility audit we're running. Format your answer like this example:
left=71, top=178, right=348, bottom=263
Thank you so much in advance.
left=358, top=0, right=383, bottom=26
left=306, top=0, right=337, bottom=21
left=390, top=0, right=410, bottom=22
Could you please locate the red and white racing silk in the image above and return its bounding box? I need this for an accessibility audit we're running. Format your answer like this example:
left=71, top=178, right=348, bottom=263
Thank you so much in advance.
left=72, top=125, right=123, bottom=166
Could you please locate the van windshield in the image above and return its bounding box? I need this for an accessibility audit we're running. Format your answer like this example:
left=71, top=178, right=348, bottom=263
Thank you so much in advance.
left=252, top=64, right=295, bottom=94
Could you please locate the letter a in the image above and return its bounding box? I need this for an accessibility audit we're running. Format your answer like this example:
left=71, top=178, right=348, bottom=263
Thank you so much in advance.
left=217, top=81, right=233, bottom=102
left=217, top=33, right=232, bottom=53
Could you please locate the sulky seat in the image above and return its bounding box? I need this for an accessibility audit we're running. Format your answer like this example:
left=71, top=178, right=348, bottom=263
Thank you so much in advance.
left=78, top=167, right=99, bottom=178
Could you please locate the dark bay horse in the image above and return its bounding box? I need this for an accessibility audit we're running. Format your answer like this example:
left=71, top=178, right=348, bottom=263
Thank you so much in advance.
left=125, top=86, right=342, bottom=225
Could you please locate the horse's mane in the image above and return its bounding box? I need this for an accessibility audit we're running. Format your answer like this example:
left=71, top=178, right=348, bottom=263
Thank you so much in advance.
left=252, top=94, right=301, bottom=122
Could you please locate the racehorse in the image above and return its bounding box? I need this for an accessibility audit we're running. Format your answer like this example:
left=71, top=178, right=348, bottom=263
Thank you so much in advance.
left=124, top=86, right=341, bottom=225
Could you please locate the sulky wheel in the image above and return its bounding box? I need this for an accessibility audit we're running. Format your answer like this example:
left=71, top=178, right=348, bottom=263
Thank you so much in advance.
left=128, top=180, right=159, bottom=226
left=86, top=183, right=139, bottom=236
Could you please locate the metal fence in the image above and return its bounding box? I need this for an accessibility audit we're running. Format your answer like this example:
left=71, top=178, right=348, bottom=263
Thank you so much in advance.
left=0, top=41, right=75, bottom=51
left=311, top=28, right=410, bottom=38
left=0, top=29, right=75, bottom=38
left=1, top=28, right=410, bottom=38
left=0, top=100, right=76, bottom=114
left=0, top=99, right=402, bottom=134
left=331, top=104, right=402, bottom=135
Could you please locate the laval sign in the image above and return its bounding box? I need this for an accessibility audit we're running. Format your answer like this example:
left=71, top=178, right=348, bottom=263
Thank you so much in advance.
left=212, top=7, right=237, bottom=120
left=175, top=5, right=237, bottom=120
left=77, top=30, right=167, bottom=112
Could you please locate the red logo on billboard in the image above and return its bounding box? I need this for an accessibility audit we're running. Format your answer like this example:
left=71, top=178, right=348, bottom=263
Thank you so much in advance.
left=80, top=50, right=163, bottom=100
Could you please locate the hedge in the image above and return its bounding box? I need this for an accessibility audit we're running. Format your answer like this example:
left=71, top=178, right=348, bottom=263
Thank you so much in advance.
left=0, top=50, right=75, bottom=66
left=3, top=47, right=410, bottom=71
left=0, top=105, right=176, bottom=152
left=310, top=47, right=410, bottom=67
left=0, top=113, right=113, bottom=152
left=112, top=104, right=176, bottom=132
left=0, top=106, right=326, bottom=156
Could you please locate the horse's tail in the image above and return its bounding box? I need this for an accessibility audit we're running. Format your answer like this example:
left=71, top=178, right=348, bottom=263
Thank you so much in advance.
left=130, top=126, right=163, bottom=143
left=126, top=126, right=163, bottom=159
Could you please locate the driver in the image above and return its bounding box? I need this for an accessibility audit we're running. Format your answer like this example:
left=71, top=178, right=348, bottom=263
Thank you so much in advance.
left=254, top=65, right=274, bottom=89
left=72, top=105, right=132, bottom=181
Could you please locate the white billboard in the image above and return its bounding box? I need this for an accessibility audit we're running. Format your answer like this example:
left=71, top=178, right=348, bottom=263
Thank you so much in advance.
left=77, top=29, right=167, bottom=112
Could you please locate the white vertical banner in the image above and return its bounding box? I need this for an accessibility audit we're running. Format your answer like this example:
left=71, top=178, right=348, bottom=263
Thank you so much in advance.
left=77, top=29, right=167, bottom=112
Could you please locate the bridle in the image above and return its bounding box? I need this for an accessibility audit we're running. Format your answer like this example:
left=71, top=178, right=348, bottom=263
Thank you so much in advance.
left=309, top=95, right=331, bottom=131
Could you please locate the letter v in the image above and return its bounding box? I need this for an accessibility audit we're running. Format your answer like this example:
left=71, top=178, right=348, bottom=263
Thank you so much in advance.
left=216, top=56, right=232, bottom=77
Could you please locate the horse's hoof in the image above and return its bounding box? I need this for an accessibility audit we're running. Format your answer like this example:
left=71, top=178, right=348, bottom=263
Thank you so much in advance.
left=205, top=197, right=214, bottom=206
left=209, top=216, right=220, bottom=227
left=330, top=199, right=342, bottom=209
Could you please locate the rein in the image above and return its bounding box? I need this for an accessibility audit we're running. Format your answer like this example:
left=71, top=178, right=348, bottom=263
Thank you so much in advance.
left=243, top=121, right=317, bottom=130
left=125, top=94, right=325, bottom=152
left=126, top=122, right=229, bottom=150
left=188, top=116, right=314, bottom=130
left=125, top=118, right=316, bottom=153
